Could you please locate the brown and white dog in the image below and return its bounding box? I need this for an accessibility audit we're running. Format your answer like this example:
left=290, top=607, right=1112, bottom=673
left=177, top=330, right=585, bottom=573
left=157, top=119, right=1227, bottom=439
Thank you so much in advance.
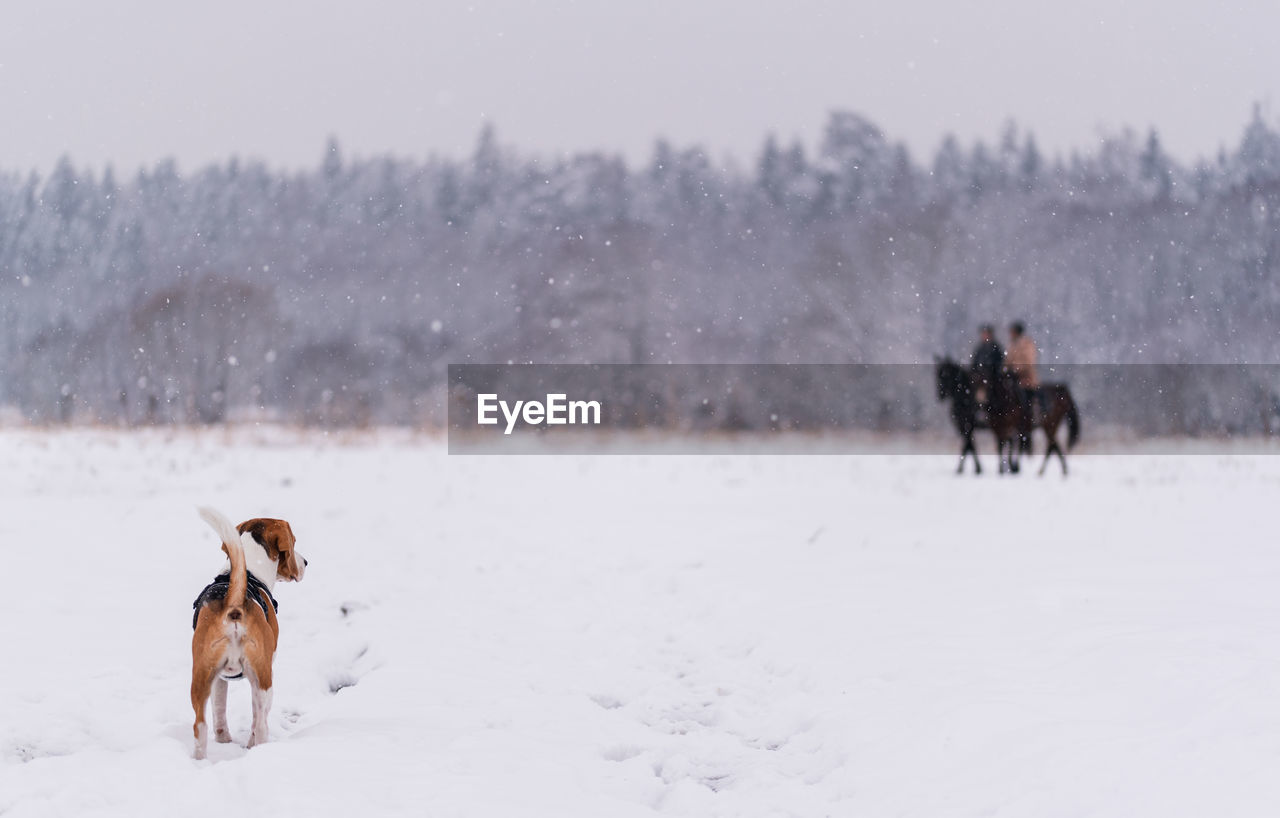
left=192, top=507, right=306, bottom=760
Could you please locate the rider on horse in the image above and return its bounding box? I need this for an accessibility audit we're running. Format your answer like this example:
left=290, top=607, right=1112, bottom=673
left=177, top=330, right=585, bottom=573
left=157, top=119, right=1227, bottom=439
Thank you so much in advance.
left=1005, top=320, right=1040, bottom=422
left=970, top=324, right=1003, bottom=414
left=941, top=322, right=1078, bottom=475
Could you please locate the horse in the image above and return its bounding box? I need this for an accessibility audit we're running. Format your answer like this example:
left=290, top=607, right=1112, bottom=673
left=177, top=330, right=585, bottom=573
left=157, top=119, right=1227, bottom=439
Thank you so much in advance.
left=1021, top=378, right=1081, bottom=475
left=935, top=356, right=1081, bottom=475
left=935, top=356, right=984, bottom=474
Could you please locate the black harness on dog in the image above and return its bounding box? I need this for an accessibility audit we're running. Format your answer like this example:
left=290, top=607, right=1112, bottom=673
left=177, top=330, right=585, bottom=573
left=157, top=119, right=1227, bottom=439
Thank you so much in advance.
left=191, top=571, right=279, bottom=630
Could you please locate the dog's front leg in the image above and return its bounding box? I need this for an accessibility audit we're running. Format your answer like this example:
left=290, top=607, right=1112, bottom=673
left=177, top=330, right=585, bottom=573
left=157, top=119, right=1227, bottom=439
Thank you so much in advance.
left=247, top=681, right=273, bottom=748
left=212, top=677, right=232, bottom=743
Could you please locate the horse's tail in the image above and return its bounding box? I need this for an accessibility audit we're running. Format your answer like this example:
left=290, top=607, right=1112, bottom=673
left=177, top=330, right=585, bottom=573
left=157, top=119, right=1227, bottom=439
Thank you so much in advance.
left=1064, top=389, right=1081, bottom=449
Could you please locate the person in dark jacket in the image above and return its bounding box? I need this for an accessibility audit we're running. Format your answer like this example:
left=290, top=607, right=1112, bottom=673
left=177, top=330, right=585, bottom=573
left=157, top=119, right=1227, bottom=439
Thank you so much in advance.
left=970, top=324, right=1003, bottom=396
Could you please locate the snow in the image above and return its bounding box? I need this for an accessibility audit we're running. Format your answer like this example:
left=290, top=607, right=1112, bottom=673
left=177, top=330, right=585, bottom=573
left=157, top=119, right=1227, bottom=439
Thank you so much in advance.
left=2, top=428, right=1279, bottom=816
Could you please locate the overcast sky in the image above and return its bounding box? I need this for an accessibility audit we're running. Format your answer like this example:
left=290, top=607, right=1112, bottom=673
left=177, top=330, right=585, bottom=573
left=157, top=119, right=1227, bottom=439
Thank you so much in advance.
left=2, top=0, right=1278, bottom=174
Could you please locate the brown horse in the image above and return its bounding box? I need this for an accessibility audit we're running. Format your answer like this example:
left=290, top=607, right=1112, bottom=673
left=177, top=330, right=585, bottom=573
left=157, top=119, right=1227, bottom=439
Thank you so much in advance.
left=992, top=369, right=1082, bottom=475
left=986, top=370, right=1030, bottom=474
left=1023, top=380, right=1081, bottom=475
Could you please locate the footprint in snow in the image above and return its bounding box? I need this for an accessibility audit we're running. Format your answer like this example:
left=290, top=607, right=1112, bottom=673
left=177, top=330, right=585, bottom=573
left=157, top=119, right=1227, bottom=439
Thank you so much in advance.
left=590, top=693, right=625, bottom=710
left=339, top=600, right=370, bottom=618
left=326, top=643, right=372, bottom=694
left=601, top=744, right=643, bottom=762
left=328, top=673, right=359, bottom=694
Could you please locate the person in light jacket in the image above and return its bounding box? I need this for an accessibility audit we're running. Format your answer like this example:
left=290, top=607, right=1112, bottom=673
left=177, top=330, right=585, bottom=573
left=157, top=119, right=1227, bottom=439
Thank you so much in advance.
left=1005, top=321, right=1040, bottom=423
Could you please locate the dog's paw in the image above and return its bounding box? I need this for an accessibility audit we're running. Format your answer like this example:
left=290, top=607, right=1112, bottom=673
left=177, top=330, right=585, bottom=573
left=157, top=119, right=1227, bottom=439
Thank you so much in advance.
left=193, top=724, right=209, bottom=760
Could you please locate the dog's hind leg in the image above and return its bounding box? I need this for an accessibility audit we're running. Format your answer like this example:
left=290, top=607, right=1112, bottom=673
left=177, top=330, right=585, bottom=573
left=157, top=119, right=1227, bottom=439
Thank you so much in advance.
left=247, top=679, right=273, bottom=748
left=212, top=677, right=232, bottom=743
left=191, top=668, right=215, bottom=760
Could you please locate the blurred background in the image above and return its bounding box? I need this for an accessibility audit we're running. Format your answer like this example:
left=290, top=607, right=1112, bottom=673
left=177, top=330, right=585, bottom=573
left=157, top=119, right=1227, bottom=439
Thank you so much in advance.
left=2, top=1, right=1278, bottom=430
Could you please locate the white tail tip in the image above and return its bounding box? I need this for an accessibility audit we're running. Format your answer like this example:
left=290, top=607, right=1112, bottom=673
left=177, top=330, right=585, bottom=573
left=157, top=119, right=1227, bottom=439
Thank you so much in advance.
left=197, top=506, right=242, bottom=549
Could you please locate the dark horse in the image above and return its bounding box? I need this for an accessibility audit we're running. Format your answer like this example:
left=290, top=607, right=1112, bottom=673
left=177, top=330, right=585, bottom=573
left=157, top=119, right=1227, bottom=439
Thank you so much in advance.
left=935, top=356, right=1081, bottom=475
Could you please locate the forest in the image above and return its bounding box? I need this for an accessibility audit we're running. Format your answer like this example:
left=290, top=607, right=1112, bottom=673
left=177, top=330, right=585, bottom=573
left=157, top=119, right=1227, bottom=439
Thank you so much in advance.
left=2, top=108, right=1278, bottom=430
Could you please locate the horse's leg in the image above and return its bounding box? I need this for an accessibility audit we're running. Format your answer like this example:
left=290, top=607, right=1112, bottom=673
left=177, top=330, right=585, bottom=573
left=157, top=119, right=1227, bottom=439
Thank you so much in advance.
left=1039, top=417, right=1060, bottom=476
left=969, top=436, right=981, bottom=475
left=958, top=430, right=975, bottom=474
left=1057, top=439, right=1068, bottom=475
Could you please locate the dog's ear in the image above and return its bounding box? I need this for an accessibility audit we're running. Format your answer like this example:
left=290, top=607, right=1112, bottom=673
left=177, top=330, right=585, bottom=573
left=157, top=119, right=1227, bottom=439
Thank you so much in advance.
left=271, top=521, right=304, bottom=582
left=239, top=518, right=304, bottom=581
left=274, top=521, right=304, bottom=582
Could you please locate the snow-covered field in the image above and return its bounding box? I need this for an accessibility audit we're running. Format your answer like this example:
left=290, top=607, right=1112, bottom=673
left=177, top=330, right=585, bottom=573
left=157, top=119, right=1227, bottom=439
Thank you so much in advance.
left=1, top=428, right=1278, bottom=817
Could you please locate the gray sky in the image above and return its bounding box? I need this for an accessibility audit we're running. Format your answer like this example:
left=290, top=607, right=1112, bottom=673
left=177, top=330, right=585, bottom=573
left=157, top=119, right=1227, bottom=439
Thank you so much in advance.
left=2, top=0, right=1278, bottom=173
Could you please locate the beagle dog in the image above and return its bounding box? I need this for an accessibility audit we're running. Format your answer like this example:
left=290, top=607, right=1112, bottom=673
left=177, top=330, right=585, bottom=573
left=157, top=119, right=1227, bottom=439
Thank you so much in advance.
left=191, top=507, right=306, bottom=760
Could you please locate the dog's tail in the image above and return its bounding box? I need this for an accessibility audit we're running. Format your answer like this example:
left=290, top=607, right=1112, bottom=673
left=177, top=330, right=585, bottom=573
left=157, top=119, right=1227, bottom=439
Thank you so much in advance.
left=197, top=507, right=246, bottom=622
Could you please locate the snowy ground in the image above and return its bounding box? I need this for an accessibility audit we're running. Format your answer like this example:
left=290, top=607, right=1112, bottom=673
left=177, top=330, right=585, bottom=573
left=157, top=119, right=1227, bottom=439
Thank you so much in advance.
left=1, top=428, right=1278, bottom=817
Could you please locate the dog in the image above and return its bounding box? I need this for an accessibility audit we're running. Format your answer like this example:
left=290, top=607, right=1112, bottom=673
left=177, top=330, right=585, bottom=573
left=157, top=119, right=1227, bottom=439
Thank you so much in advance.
left=191, top=507, right=307, bottom=760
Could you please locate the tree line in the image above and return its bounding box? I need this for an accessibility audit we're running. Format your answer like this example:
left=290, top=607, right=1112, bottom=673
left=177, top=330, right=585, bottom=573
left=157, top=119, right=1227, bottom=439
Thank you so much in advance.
left=2, top=108, right=1278, bottom=430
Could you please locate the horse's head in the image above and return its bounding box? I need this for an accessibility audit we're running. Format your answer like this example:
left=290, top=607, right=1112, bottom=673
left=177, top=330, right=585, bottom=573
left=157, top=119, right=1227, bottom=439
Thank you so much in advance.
left=935, top=355, right=966, bottom=401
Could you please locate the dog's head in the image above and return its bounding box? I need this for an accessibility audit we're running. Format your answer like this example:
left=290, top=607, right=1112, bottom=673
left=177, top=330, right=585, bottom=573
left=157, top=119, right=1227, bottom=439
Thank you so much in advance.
left=237, top=518, right=307, bottom=582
